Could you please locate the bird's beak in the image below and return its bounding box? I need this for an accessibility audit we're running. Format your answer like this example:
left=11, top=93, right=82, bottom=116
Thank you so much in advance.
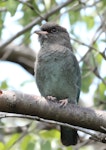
left=34, top=30, right=48, bottom=35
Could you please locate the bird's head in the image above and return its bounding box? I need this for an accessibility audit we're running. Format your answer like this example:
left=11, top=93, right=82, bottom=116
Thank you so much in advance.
left=35, top=22, right=71, bottom=48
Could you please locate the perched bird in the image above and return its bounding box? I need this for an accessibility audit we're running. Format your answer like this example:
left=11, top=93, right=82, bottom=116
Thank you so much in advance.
left=34, top=22, right=81, bottom=146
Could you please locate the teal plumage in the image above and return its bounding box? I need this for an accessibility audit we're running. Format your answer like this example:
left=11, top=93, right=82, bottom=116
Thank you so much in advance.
left=35, top=22, right=81, bottom=146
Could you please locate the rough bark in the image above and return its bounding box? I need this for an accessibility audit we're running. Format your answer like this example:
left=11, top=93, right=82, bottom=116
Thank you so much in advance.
left=0, top=90, right=106, bottom=134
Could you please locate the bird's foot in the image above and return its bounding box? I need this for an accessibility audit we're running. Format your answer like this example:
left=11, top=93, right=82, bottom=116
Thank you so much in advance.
left=46, top=96, right=57, bottom=101
left=59, top=99, right=68, bottom=107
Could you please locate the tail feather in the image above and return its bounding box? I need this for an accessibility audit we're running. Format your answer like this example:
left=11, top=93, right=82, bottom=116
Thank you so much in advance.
left=60, top=126, right=78, bottom=146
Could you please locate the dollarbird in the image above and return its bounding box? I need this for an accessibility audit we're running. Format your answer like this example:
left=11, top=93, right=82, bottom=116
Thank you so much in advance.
left=34, top=22, right=81, bottom=146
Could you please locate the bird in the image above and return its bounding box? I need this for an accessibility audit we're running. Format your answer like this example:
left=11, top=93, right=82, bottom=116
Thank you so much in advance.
left=34, top=22, right=81, bottom=146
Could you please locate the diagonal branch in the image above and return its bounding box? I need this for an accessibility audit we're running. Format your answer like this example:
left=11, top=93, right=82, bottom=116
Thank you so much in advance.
left=0, top=0, right=73, bottom=50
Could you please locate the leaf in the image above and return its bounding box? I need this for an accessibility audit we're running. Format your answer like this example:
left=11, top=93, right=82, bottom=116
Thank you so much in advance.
left=99, top=81, right=106, bottom=98
left=43, top=0, right=56, bottom=10
left=67, top=146, right=73, bottom=150
left=26, top=142, right=35, bottom=150
left=81, top=53, right=95, bottom=93
left=41, top=141, right=51, bottom=150
left=40, top=130, right=60, bottom=139
left=20, top=79, right=33, bottom=87
left=95, top=53, right=103, bottom=66
left=0, top=80, right=8, bottom=89
left=19, top=1, right=40, bottom=27
left=102, top=0, right=106, bottom=6
left=4, top=133, right=20, bottom=150
left=82, top=16, right=95, bottom=29
left=21, top=135, right=35, bottom=150
left=94, top=79, right=106, bottom=108
left=0, top=142, right=5, bottom=150
left=69, top=11, right=81, bottom=25
left=6, top=0, right=19, bottom=16
left=0, top=1, right=7, bottom=37
left=81, top=69, right=94, bottom=93
left=22, top=31, right=31, bottom=45
left=0, top=1, right=7, bottom=8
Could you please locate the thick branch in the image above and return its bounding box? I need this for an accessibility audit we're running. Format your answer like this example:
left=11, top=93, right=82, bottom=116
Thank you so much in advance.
left=0, top=43, right=35, bottom=74
left=0, top=90, right=106, bottom=134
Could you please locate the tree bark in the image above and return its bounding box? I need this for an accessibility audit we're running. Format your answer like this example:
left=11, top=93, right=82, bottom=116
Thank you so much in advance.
left=0, top=90, right=106, bottom=134
left=0, top=43, right=35, bottom=74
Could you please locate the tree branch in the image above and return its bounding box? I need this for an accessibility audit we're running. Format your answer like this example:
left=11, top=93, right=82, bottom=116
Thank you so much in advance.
left=0, top=90, right=106, bottom=136
left=1, top=112, right=106, bottom=143
left=0, top=43, right=35, bottom=74
left=0, top=0, right=73, bottom=50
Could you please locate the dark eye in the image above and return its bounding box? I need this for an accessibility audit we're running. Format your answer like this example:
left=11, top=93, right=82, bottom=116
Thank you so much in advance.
left=51, top=28, right=57, bottom=33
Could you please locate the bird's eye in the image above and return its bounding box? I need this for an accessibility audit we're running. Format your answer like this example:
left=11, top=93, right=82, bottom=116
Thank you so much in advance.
left=51, top=28, right=57, bottom=33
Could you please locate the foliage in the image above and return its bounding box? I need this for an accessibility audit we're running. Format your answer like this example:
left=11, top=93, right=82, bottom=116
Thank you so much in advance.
left=0, top=0, right=106, bottom=149
left=0, top=80, right=8, bottom=89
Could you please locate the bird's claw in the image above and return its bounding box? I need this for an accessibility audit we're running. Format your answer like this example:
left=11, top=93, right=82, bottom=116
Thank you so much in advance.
left=46, top=96, right=57, bottom=101
left=59, top=99, right=68, bottom=107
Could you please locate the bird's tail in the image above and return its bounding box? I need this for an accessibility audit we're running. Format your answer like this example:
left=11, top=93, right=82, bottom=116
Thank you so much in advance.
left=60, top=126, right=78, bottom=146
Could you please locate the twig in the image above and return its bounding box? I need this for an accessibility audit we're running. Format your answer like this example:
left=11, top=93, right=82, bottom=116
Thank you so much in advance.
left=71, top=37, right=98, bottom=52
left=100, top=48, right=106, bottom=60
left=0, top=7, right=7, bottom=12
left=7, top=123, right=33, bottom=150
left=18, top=0, right=44, bottom=19
left=101, top=126, right=106, bottom=132
left=0, top=112, right=106, bottom=143
left=79, top=24, right=103, bottom=62
left=93, top=67, right=106, bottom=85
left=0, top=113, right=99, bottom=136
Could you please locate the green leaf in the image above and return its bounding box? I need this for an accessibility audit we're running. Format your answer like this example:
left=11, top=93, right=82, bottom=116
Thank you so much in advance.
left=40, top=130, right=60, bottom=139
left=0, top=0, right=7, bottom=37
left=21, top=135, right=35, bottom=150
left=26, top=142, right=35, bottom=150
left=82, top=16, right=95, bottom=29
left=19, top=1, right=40, bottom=27
left=102, top=0, right=106, bottom=5
left=0, top=80, right=8, bottom=89
left=81, top=70, right=93, bottom=93
left=94, top=79, right=106, bottom=108
left=0, top=142, right=5, bottom=150
left=20, top=79, right=33, bottom=87
left=22, top=31, right=31, bottom=45
left=43, top=0, right=56, bottom=10
left=0, top=1, right=7, bottom=7
left=41, top=141, right=51, bottom=150
left=6, top=0, right=19, bottom=16
left=69, top=11, right=81, bottom=25
left=95, top=53, right=103, bottom=66
left=81, top=53, right=95, bottom=93
left=99, top=81, right=106, bottom=98
left=0, top=14, right=4, bottom=37
left=67, top=146, right=73, bottom=150
left=4, top=133, right=20, bottom=150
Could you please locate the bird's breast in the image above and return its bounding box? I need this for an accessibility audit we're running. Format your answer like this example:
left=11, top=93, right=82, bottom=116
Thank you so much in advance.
left=35, top=49, right=77, bottom=99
